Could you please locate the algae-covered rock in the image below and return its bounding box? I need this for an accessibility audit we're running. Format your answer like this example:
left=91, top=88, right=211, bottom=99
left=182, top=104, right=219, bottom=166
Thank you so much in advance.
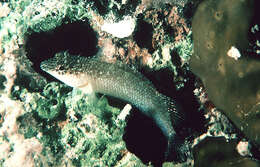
left=191, top=0, right=260, bottom=146
left=13, top=83, right=140, bottom=166
left=36, top=82, right=70, bottom=119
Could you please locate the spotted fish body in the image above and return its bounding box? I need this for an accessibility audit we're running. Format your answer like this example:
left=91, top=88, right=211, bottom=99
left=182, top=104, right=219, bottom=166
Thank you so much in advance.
left=40, top=51, right=186, bottom=161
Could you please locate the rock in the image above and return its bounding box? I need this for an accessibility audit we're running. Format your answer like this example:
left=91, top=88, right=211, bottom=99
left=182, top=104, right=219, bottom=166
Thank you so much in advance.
left=193, top=137, right=259, bottom=167
left=191, top=0, right=260, bottom=146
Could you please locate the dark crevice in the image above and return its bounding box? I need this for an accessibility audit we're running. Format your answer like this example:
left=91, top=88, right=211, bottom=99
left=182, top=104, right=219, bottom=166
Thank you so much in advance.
left=124, top=108, right=167, bottom=167
left=183, top=0, right=203, bottom=25
left=24, top=19, right=98, bottom=81
left=91, top=0, right=110, bottom=15
left=0, top=75, right=7, bottom=90
left=133, top=18, right=155, bottom=53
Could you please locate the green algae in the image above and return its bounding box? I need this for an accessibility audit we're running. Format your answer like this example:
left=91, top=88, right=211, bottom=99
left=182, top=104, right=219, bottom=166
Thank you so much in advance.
left=12, top=82, right=71, bottom=119
left=147, top=31, right=193, bottom=79
left=13, top=82, right=69, bottom=165
left=17, top=112, right=39, bottom=138
left=13, top=80, right=137, bottom=166
left=61, top=89, right=129, bottom=166
left=173, top=32, right=193, bottom=65
left=0, top=0, right=94, bottom=53
left=36, top=82, right=71, bottom=119
left=0, top=0, right=140, bottom=52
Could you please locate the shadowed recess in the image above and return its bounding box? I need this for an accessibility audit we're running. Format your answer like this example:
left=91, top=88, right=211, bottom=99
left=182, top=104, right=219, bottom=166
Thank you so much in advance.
left=183, top=0, right=203, bottom=25
left=0, top=75, right=7, bottom=90
left=133, top=18, right=155, bottom=53
left=24, top=19, right=98, bottom=79
left=124, top=108, right=167, bottom=167
left=91, top=0, right=109, bottom=15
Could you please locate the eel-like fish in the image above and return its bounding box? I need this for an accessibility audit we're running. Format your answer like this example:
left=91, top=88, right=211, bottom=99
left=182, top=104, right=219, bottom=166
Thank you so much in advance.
left=40, top=51, right=187, bottom=161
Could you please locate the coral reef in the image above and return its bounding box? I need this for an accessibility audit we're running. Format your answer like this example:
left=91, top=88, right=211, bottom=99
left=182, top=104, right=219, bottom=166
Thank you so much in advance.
left=2, top=0, right=258, bottom=166
left=6, top=80, right=142, bottom=166
left=191, top=0, right=260, bottom=148
left=0, top=0, right=195, bottom=166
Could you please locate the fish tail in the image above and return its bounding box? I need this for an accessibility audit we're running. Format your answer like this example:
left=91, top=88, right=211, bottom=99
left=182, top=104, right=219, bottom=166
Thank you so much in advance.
left=165, top=133, right=190, bottom=162
left=154, top=94, right=188, bottom=162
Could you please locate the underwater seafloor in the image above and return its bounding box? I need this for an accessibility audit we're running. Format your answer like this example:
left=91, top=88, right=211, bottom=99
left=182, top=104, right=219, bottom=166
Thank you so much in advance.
left=0, top=0, right=260, bottom=166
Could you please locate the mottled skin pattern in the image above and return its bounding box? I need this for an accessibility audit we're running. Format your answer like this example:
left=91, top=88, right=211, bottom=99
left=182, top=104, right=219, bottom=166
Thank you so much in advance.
left=40, top=51, right=186, bottom=161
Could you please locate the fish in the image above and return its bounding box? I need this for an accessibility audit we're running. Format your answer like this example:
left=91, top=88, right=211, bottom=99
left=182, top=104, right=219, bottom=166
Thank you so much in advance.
left=40, top=51, right=188, bottom=162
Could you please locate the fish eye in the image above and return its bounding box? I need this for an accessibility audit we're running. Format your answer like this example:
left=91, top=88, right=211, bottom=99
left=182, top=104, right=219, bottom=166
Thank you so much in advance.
left=59, top=66, right=65, bottom=70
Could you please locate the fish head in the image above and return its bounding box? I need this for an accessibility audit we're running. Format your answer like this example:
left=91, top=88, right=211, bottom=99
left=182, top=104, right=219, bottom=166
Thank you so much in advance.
left=40, top=52, right=89, bottom=89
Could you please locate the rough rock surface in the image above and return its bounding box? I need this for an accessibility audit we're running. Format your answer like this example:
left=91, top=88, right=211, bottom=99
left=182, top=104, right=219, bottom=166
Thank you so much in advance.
left=191, top=0, right=260, bottom=148
left=193, top=137, right=259, bottom=167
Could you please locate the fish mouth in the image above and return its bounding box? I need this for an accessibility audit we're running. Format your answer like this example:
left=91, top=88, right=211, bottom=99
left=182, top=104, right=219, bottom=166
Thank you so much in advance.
left=40, top=60, right=49, bottom=72
left=40, top=57, right=59, bottom=73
